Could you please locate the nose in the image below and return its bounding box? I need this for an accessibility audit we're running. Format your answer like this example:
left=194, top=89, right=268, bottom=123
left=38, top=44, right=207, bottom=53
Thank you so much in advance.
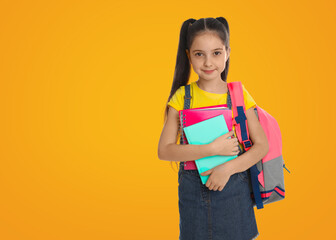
left=204, top=56, right=213, bottom=67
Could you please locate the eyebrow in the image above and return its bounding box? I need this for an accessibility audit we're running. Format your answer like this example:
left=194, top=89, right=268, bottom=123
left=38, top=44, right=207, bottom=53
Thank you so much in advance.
left=192, top=48, right=223, bottom=53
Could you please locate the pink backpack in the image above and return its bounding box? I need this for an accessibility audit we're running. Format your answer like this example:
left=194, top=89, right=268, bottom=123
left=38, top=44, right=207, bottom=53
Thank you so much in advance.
left=227, top=81, right=291, bottom=209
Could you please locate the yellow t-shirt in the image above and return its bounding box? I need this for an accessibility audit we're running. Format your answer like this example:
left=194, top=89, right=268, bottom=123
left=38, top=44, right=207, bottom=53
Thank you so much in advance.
left=167, top=81, right=257, bottom=149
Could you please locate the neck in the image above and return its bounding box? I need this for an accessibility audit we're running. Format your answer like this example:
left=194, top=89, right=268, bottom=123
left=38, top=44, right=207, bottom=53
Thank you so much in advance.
left=196, top=79, right=227, bottom=94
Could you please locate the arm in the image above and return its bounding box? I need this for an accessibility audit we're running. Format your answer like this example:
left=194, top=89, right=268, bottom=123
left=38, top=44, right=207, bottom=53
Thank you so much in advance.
left=225, top=107, right=269, bottom=175
left=158, top=106, right=213, bottom=162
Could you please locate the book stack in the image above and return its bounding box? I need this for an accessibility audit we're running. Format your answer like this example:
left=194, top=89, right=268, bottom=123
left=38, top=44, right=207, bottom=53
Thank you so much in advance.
left=179, top=104, right=237, bottom=184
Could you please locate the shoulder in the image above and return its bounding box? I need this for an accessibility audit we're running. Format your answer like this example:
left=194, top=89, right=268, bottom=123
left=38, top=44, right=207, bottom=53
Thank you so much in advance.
left=167, top=84, right=188, bottom=112
left=240, top=82, right=257, bottom=110
left=241, top=83, right=251, bottom=96
left=172, top=85, right=186, bottom=100
left=241, top=82, right=253, bottom=97
left=240, top=82, right=248, bottom=91
left=176, top=84, right=186, bottom=94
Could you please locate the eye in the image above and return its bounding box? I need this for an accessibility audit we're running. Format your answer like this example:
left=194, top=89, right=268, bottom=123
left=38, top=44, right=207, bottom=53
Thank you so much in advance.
left=195, top=52, right=203, bottom=56
left=214, top=51, right=222, bottom=56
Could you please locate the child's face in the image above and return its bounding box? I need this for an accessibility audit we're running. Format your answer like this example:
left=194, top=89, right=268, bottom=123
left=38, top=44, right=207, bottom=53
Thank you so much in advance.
left=187, top=32, right=230, bottom=82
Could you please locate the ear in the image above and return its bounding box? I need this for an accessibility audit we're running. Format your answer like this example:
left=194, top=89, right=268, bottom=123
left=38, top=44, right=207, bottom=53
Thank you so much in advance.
left=226, top=47, right=231, bottom=60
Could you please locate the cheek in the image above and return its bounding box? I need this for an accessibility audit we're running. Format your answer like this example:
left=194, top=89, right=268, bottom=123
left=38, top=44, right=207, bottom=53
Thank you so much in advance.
left=190, top=61, right=202, bottom=70
left=217, top=59, right=226, bottom=68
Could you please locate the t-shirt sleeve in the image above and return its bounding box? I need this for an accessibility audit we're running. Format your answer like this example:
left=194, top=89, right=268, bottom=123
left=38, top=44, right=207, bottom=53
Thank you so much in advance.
left=167, top=86, right=185, bottom=112
left=242, top=84, right=257, bottom=110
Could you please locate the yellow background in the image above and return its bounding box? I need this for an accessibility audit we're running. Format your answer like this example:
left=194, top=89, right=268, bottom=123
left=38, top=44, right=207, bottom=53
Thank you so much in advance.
left=0, top=1, right=335, bottom=239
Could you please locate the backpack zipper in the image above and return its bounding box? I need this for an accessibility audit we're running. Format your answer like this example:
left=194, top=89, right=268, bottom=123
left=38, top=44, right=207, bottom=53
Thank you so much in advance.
left=283, top=164, right=291, bottom=173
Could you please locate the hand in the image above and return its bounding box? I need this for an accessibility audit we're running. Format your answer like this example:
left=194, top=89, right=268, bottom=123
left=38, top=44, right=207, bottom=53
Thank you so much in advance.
left=200, top=163, right=232, bottom=191
left=210, top=130, right=240, bottom=156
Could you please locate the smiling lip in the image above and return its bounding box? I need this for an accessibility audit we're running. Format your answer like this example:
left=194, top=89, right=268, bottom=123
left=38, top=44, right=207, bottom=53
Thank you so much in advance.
left=203, top=70, right=215, bottom=74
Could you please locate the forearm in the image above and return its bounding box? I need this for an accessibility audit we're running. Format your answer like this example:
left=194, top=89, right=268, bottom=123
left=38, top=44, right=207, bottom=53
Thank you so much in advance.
left=225, top=142, right=269, bottom=175
left=159, top=143, right=214, bottom=162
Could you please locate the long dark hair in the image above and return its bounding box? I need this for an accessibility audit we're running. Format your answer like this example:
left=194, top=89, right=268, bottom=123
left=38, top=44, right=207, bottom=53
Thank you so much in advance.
left=164, top=17, right=231, bottom=171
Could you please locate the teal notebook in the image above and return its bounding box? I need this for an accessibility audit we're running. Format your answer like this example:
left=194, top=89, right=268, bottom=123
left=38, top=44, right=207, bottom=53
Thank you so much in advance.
left=183, top=114, right=237, bottom=184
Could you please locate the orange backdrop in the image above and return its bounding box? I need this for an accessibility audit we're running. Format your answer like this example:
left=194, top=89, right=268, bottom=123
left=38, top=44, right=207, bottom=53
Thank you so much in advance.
left=0, top=0, right=335, bottom=239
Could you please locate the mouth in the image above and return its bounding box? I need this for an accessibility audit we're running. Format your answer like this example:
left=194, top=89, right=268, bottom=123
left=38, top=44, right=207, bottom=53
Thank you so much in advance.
left=203, top=69, right=215, bottom=74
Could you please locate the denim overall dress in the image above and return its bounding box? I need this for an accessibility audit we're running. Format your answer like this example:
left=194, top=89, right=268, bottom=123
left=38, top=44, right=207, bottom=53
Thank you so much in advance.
left=178, top=86, right=260, bottom=240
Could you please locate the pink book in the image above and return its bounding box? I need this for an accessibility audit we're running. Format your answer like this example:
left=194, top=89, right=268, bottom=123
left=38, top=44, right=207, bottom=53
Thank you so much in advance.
left=179, top=104, right=233, bottom=170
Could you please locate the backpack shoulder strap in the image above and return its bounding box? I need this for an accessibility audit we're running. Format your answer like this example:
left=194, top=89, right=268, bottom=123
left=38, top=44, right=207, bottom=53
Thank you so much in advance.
left=179, top=84, right=192, bottom=169
left=227, top=81, right=252, bottom=151
left=184, top=84, right=191, bottom=110
left=179, top=84, right=191, bottom=146
left=228, top=81, right=264, bottom=209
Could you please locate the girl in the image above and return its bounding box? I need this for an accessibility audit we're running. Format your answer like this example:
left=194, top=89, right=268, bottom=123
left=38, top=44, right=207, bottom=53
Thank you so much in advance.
left=158, top=17, right=269, bottom=240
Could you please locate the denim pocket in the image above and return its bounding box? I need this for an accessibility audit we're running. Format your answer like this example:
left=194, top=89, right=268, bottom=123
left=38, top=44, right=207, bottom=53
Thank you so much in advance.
left=237, top=170, right=249, bottom=183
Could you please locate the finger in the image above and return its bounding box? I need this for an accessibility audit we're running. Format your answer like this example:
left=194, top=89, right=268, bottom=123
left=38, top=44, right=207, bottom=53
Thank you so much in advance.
left=205, top=179, right=211, bottom=188
left=201, top=169, right=211, bottom=176
left=218, top=186, right=224, bottom=191
left=224, top=130, right=234, bottom=138
left=207, top=182, right=212, bottom=190
left=213, top=185, right=219, bottom=191
left=208, top=181, right=215, bottom=190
